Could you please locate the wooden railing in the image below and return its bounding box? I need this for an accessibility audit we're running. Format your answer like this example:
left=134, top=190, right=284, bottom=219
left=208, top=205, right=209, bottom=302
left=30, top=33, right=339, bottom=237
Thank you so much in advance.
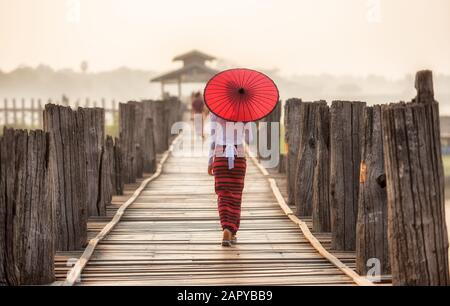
left=0, top=98, right=119, bottom=128
left=0, top=98, right=182, bottom=285
left=283, top=70, right=449, bottom=286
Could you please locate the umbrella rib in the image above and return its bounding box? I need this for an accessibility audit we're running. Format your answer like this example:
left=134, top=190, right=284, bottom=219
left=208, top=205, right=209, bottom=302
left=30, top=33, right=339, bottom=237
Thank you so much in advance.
left=206, top=93, right=236, bottom=108
left=246, top=95, right=263, bottom=121
left=249, top=95, right=274, bottom=115
left=245, top=73, right=264, bottom=89
left=248, top=77, right=271, bottom=89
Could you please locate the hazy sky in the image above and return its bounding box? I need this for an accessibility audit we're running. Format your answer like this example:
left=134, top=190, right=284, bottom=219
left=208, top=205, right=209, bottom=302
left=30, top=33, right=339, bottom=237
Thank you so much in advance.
left=0, top=0, right=449, bottom=77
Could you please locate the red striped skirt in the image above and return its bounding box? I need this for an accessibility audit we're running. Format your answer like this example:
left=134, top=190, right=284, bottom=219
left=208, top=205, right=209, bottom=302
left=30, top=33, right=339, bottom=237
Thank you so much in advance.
left=213, top=157, right=247, bottom=234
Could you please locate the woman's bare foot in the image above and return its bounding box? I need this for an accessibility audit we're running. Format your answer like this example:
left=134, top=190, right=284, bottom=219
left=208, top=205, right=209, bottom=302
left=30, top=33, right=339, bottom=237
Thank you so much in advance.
left=222, top=229, right=232, bottom=247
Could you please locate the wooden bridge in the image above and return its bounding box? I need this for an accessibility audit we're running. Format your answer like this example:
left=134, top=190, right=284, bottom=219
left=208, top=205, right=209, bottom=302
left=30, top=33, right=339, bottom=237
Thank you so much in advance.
left=1, top=70, right=449, bottom=286
left=55, top=139, right=366, bottom=286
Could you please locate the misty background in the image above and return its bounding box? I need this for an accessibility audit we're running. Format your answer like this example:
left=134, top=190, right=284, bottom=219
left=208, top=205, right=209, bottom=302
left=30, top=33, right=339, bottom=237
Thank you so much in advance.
left=1, top=63, right=450, bottom=113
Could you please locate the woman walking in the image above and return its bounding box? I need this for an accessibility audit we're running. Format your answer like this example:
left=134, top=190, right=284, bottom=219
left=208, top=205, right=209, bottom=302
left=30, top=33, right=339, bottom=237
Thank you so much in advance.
left=204, top=68, right=279, bottom=247
left=208, top=113, right=251, bottom=246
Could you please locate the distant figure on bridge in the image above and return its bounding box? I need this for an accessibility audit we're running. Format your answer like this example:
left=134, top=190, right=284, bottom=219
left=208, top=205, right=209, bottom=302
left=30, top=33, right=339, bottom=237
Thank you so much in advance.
left=204, top=69, right=279, bottom=247
left=191, top=91, right=205, bottom=137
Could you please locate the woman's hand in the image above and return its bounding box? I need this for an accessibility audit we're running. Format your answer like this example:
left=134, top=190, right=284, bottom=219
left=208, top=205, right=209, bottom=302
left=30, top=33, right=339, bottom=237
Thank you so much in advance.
left=208, top=165, right=214, bottom=176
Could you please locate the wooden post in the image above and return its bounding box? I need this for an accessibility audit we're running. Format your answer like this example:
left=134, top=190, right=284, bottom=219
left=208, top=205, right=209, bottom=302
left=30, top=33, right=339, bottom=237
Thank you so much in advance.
left=330, top=101, right=366, bottom=251
left=142, top=100, right=154, bottom=122
left=12, top=99, right=17, bottom=125
left=356, top=105, right=390, bottom=276
left=143, top=118, right=156, bottom=173
left=37, top=99, right=42, bottom=128
left=295, top=101, right=327, bottom=217
left=284, top=98, right=302, bottom=206
left=113, top=137, right=124, bottom=195
left=44, top=104, right=88, bottom=251
left=31, top=99, right=35, bottom=126
left=21, top=98, right=25, bottom=125
left=381, top=70, right=449, bottom=286
left=153, top=100, right=169, bottom=153
left=312, top=102, right=331, bottom=232
left=278, top=154, right=287, bottom=174
left=119, top=103, right=136, bottom=184
left=100, top=136, right=115, bottom=209
left=128, top=101, right=144, bottom=179
left=3, top=98, right=7, bottom=125
left=78, top=107, right=105, bottom=217
left=177, top=78, right=182, bottom=98
left=0, top=129, right=54, bottom=285
left=0, top=133, right=4, bottom=285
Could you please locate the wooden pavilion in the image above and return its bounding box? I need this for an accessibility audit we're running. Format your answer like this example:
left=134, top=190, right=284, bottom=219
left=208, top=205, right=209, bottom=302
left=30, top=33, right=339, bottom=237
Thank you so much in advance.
left=150, top=50, right=219, bottom=98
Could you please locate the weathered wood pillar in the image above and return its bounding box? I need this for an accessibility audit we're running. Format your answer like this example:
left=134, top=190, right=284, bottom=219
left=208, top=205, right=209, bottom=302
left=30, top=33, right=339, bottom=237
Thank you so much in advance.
left=100, top=136, right=115, bottom=209
left=142, top=100, right=154, bottom=122
left=0, top=133, right=4, bottom=285
left=153, top=100, right=169, bottom=153
left=113, top=137, right=124, bottom=195
left=278, top=154, right=287, bottom=174
left=0, top=129, right=54, bottom=285
left=381, top=70, right=449, bottom=286
left=78, top=107, right=105, bottom=217
left=330, top=101, right=366, bottom=251
left=143, top=118, right=156, bottom=173
left=284, top=98, right=302, bottom=206
left=44, top=104, right=88, bottom=251
left=119, top=103, right=136, bottom=184
left=295, top=101, right=327, bottom=217
left=128, top=101, right=144, bottom=179
left=356, top=105, right=390, bottom=276
left=312, top=102, right=331, bottom=232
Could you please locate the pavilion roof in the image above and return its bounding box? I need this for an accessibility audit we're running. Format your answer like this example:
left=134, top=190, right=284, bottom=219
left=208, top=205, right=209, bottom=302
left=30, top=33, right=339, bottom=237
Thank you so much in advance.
left=150, top=63, right=219, bottom=83
left=173, top=50, right=216, bottom=62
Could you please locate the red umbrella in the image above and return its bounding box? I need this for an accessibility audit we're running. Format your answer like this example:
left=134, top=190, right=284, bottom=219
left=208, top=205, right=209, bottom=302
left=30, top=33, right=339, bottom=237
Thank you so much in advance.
left=204, top=68, right=279, bottom=122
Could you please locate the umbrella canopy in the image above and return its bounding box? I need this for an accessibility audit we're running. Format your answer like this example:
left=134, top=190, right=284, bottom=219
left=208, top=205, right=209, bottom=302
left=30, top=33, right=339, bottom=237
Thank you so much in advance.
left=204, top=68, right=279, bottom=122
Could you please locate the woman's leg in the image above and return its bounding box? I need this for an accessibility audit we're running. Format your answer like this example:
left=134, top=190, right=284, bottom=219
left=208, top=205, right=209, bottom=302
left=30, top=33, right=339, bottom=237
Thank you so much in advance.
left=213, top=157, right=247, bottom=234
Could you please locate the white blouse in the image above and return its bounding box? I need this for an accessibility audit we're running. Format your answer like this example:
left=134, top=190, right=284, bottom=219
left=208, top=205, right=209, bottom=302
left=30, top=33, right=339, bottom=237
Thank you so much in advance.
left=208, top=113, right=253, bottom=169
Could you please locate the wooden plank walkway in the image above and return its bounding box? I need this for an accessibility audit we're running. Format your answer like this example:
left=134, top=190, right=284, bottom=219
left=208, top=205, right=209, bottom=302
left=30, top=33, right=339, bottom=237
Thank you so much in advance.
left=56, top=140, right=358, bottom=286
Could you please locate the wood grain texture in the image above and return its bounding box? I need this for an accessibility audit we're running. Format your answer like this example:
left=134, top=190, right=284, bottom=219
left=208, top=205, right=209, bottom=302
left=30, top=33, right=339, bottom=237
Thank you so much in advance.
left=78, top=107, right=105, bottom=217
left=382, top=71, right=449, bottom=285
left=143, top=118, right=156, bottom=173
left=252, top=153, right=374, bottom=286
left=0, top=129, right=54, bottom=285
left=100, top=136, right=115, bottom=210
left=356, top=106, right=390, bottom=276
left=128, top=101, right=144, bottom=179
left=59, top=135, right=361, bottom=286
left=113, top=137, right=124, bottom=195
left=63, top=134, right=182, bottom=286
left=44, top=104, right=87, bottom=251
left=119, top=103, right=136, bottom=184
left=330, top=101, right=366, bottom=251
left=295, top=101, right=327, bottom=217
left=312, top=103, right=331, bottom=232
left=0, top=133, right=4, bottom=285
left=284, top=98, right=302, bottom=206
left=153, top=101, right=169, bottom=154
